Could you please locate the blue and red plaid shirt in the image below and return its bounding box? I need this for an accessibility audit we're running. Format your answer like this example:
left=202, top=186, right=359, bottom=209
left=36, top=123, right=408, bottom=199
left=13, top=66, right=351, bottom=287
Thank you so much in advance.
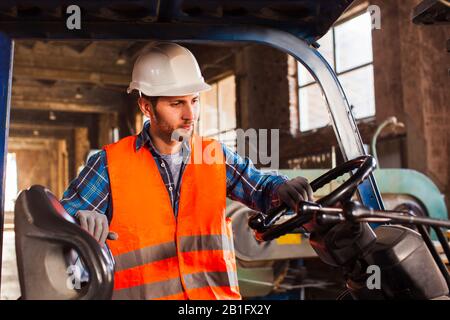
left=60, top=121, right=288, bottom=221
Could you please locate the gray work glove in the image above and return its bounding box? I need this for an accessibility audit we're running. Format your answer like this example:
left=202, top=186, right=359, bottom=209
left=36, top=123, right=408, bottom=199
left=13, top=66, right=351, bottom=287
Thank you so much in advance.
left=276, top=177, right=314, bottom=211
left=75, top=210, right=117, bottom=246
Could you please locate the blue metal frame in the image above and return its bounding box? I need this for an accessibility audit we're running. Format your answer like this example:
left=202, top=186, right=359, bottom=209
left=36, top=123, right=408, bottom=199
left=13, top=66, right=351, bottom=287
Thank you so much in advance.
left=0, top=1, right=354, bottom=42
left=0, top=32, right=13, bottom=289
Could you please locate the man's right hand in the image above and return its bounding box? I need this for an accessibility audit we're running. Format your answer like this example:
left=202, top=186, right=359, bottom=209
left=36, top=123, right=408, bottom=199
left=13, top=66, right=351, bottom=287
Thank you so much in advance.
left=75, top=210, right=111, bottom=246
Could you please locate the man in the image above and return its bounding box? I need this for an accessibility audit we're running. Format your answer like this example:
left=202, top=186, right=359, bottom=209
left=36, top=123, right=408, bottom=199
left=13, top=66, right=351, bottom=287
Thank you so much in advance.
left=60, top=42, right=313, bottom=300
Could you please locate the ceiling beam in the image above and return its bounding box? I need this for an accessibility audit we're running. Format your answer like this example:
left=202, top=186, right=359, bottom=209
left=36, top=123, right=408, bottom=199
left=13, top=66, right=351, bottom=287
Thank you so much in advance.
left=10, top=109, right=98, bottom=128
left=10, top=122, right=86, bottom=131
left=10, top=122, right=78, bottom=131
left=11, top=80, right=126, bottom=113
left=11, top=99, right=118, bottom=113
left=8, top=137, right=62, bottom=151
left=8, top=127, right=75, bottom=144
left=13, top=65, right=130, bottom=86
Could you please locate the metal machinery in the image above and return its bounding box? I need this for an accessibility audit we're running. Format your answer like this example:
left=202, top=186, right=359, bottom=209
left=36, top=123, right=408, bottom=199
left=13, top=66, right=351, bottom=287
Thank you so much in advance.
left=0, top=1, right=448, bottom=299
left=229, top=168, right=449, bottom=298
left=247, top=155, right=450, bottom=300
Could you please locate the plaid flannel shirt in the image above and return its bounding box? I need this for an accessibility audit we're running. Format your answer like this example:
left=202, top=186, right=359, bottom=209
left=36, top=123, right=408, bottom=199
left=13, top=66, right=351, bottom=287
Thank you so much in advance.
left=60, top=121, right=288, bottom=221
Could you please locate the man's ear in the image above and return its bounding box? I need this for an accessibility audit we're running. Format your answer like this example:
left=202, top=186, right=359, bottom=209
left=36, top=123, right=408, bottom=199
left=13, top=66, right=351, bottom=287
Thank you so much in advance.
left=137, top=97, right=152, bottom=119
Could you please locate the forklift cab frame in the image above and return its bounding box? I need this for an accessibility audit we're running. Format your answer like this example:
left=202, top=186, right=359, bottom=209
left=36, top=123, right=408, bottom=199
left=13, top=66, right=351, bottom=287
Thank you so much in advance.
left=0, top=0, right=385, bottom=296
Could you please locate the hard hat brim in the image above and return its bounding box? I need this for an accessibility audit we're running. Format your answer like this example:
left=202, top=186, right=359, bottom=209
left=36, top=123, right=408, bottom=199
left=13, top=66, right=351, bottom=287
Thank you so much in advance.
left=127, top=81, right=211, bottom=97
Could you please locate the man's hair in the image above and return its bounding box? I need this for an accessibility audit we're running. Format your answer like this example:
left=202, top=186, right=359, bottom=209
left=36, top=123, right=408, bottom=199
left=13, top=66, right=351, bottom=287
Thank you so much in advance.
left=140, top=93, right=159, bottom=110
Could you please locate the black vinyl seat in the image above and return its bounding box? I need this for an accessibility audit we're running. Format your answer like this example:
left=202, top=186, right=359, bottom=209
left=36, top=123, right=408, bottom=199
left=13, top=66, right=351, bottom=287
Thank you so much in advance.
left=14, top=185, right=114, bottom=300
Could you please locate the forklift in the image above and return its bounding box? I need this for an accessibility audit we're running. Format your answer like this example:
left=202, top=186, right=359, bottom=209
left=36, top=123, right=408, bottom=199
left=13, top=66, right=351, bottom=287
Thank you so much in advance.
left=0, top=0, right=449, bottom=300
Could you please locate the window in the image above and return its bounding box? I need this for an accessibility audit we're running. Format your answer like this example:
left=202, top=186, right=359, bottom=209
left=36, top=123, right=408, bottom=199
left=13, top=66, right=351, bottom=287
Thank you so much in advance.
left=5, top=153, right=18, bottom=212
left=199, top=74, right=237, bottom=150
left=111, top=127, right=120, bottom=143
left=298, top=11, right=376, bottom=132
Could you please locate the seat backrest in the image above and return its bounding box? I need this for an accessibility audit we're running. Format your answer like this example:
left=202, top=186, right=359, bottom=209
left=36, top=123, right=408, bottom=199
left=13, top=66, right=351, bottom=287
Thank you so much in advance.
left=14, top=185, right=114, bottom=300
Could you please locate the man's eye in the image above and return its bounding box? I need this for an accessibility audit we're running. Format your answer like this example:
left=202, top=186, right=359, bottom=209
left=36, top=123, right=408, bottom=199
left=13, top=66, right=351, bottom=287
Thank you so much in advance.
left=171, top=102, right=181, bottom=106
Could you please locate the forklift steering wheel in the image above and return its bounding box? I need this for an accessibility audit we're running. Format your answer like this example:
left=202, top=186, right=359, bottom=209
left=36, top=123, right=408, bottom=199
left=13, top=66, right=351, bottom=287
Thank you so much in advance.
left=311, top=155, right=377, bottom=207
left=248, top=155, right=376, bottom=240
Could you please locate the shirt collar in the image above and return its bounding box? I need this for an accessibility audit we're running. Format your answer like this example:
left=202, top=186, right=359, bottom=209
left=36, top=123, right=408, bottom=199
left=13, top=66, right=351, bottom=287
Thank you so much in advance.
left=135, top=120, right=153, bottom=152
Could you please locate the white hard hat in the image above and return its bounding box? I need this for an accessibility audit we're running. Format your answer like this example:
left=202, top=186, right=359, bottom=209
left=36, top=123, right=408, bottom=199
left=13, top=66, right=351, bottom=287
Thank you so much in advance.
left=127, top=42, right=211, bottom=96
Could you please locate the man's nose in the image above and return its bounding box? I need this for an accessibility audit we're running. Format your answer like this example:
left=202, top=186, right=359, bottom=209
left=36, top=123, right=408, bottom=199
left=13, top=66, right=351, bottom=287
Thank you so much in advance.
left=182, top=102, right=197, bottom=121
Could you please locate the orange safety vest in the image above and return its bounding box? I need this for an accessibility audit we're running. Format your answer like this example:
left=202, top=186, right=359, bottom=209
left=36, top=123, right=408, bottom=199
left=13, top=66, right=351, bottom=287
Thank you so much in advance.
left=104, top=134, right=241, bottom=300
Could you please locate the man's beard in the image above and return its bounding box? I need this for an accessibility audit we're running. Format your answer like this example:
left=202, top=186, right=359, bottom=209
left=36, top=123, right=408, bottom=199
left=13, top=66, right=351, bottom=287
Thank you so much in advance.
left=152, top=117, right=193, bottom=144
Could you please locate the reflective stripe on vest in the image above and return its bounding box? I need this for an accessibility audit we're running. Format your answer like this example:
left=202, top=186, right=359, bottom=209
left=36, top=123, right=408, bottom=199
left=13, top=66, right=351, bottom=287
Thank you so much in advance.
left=113, top=271, right=239, bottom=300
left=104, top=135, right=241, bottom=300
left=114, top=234, right=234, bottom=272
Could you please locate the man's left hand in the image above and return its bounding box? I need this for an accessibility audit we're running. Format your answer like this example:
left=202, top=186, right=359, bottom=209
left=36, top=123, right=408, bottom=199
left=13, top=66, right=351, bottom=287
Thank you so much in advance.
left=276, top=177, right=314, bottom=211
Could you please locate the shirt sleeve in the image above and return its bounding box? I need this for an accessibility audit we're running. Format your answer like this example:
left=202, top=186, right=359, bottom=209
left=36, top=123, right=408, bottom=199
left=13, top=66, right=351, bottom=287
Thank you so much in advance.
left=223, top=143, right=289, bottom=213
left=60, top=150, right=111, bottom=219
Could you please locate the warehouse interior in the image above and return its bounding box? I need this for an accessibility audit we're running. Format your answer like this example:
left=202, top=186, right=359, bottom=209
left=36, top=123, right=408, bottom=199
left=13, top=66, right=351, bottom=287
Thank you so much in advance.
left=1, top=0, right=449, bottom=300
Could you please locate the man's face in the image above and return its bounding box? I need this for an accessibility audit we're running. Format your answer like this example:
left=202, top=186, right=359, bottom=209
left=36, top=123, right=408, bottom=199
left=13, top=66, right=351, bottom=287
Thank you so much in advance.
left=139, top=94, right=200, bottom=141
